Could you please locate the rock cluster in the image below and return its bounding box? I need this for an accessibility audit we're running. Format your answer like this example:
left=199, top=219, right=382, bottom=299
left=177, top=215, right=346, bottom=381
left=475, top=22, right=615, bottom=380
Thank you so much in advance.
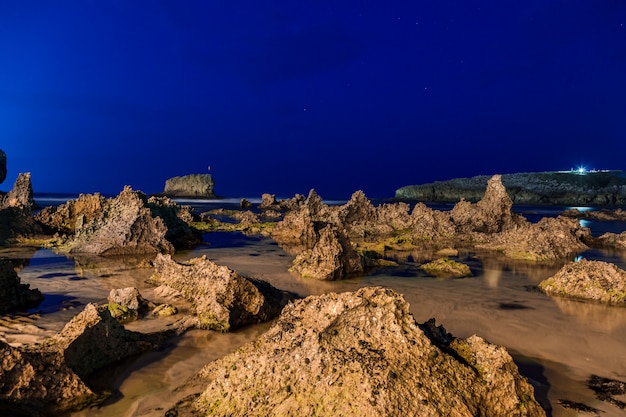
left=173, top=287, right=544, bottom=417
left=164, top=174, right=216, bottom=198
left=395, top=170, right=626, bottom=205
left=39, top=186, right=201, bottom=256
left=0, top=303, right=165, bottom=416
left=0, top=260, right=44, bottom=313
left=149, top=254, right=291, bottom=331
left=538, top=259, right=626, bottom=305
left=271, top=176, right=590, bottom=280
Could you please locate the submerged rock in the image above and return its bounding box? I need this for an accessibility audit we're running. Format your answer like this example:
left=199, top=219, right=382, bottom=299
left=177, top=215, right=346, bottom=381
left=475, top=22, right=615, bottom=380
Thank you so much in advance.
left=420, top=257, right=472, bottom=278
left=538, top=259, right=626, bottom=305
left=149, top=254, right=291, bottom=331
left=174, top=287, right=544, bottom=417
left=164, top=173, right=216, bottom=198
left=0, top=260, right=44, bottom=314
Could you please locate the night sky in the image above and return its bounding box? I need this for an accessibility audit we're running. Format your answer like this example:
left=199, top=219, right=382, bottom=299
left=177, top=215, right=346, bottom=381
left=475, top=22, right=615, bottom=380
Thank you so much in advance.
left=1, top=1, right=625, bottom=199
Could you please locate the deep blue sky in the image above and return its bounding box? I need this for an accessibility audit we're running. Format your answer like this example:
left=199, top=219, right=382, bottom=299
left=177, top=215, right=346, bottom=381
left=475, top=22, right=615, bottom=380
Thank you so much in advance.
left=1, top=1, right=625, bottom=199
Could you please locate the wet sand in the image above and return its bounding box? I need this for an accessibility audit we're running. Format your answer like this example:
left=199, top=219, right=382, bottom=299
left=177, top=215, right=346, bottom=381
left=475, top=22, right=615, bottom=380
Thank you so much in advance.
left=3, top=229, right=626, bottom=416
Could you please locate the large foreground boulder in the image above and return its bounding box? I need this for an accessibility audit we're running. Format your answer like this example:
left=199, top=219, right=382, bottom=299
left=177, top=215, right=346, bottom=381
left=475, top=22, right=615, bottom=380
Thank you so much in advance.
left=0, top=303, right=165, bottom=416
left=164, top=174, right=216, bottom=198
left=150, top=254, right=291, bottom=331
left=538, top=259, right=626, bottom=305
left=173, top=287, right=544, bottom=417
left=0, top=260, right=44, bottom=313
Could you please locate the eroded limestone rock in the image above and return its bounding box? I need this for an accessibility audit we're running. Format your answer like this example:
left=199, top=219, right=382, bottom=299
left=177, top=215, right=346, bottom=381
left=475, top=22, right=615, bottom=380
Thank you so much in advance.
left=149, top=254, right=291, bottom=331
left=51, top=187, right=199, bottom=256
left=0, top=303, right=165, bottom=416
left=173, top=287, right=544, bottom=417
left=538, top=259, right=626, bottom=305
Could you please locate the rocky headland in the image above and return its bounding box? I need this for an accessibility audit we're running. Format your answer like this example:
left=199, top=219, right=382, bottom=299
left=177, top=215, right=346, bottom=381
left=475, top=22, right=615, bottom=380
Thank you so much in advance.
left=163, top=173, right=216, bottom=198
left=172, top=287, right=545, bottom=417
left=395, top=170, right=626, bottom=206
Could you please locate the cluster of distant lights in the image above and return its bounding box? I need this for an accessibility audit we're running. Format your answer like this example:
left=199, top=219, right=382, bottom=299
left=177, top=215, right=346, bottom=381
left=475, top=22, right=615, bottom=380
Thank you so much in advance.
left=557, top=166, right=611, bottom=175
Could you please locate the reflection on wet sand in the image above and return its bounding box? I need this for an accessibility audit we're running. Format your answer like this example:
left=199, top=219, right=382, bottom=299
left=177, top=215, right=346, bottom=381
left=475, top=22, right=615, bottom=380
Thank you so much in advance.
left=4, top=232, right=626, bottom=417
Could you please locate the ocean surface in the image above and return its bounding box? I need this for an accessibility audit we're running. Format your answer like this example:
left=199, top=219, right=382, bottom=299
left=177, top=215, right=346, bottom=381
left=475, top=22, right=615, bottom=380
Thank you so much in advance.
left=2, top=194, right=625, bottom=416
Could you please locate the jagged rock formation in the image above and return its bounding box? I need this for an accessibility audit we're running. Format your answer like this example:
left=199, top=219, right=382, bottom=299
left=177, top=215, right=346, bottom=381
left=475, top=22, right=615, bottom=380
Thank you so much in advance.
left=271, top=177, right=590, bottom=277
left=172, top=287, right=544, bottom=417
left=49, top=186, right=200, bottom=255
left=35, top=193, right=106, bottom=234
left=164, top=174, right=216, bottom=198
left=0, top=303, right=165, bottom=416
left=259, top=193, right=306, bottom=211
left=290, top=224, right=363, bottom=280
left=538, top=259, right=626, bottom=305
left=0, top=173, right=41, bottom=245
left=149, top=254, right=291, bottom=331
left=396, top=170, right=626, bottom=205
left=0, top=149, right=6, bottom=185
left=0, top=260, right=44, bottom=313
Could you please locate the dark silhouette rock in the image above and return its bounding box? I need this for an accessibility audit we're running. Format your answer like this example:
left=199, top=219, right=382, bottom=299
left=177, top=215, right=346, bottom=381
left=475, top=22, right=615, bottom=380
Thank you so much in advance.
left=0, top=149, right=6, bottom=185
left=149, top=253, right=292, bottom=331
left=164, top=174, right=216, bottom=198
left=0, top=260, right=43, bottom=313
left=538, top=259, right=626, bottom=305
left=173, top=287, right=544, bottom=417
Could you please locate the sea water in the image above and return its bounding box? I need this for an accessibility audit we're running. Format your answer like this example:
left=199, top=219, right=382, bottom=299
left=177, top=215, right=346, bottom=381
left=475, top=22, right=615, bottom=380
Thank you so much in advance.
left=4, top=197, right=626, bottom=416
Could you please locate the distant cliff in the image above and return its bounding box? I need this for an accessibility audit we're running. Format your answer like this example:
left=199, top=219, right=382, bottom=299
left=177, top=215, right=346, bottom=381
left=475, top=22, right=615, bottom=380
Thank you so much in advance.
left=163, top=174, right=216, bottom=198
left=395, top=171, right=626, bottom=206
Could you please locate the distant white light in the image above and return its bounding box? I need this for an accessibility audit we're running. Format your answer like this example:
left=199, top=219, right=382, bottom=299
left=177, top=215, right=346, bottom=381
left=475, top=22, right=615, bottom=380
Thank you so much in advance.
left=577, top=166, right=587, bottom=175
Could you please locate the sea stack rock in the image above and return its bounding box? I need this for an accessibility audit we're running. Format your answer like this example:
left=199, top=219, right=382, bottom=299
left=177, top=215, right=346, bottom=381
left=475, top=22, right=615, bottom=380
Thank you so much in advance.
left=0, top=149, right=6, bottom=185
left=164, top=174, right=216, bottom=198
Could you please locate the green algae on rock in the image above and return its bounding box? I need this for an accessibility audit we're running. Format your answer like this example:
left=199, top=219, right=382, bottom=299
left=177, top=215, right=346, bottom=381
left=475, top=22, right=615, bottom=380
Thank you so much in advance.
left=170, top=287, right=545, bottom=417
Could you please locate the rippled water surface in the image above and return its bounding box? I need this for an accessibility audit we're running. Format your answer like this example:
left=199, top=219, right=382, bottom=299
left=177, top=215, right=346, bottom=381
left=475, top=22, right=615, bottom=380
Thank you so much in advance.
left=3, top=201, right=626, bottom=416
